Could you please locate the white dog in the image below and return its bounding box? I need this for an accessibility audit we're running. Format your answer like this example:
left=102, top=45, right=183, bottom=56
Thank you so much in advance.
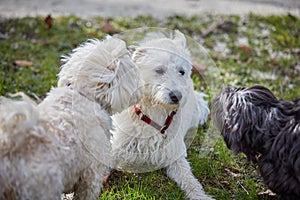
left=0, top=36, right=139, bottom=200
left=111, top=30, right=213, bottom=199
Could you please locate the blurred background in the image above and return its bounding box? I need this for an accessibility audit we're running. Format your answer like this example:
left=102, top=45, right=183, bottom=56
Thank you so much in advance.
left=1, top=0, right=300, bottom=18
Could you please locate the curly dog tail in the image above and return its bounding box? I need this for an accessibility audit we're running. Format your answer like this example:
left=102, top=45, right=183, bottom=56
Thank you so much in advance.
left=0, top=97, right=46, bottom=155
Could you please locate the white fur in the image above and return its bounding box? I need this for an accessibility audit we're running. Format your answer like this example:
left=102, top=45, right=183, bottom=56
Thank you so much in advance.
left=111, top=30, right=213, bottom=199
left=0, top=36, right=140, bottom=200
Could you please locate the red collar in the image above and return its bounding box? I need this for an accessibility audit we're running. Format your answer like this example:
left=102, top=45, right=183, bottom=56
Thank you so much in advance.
left=134, top=105, right=177, bottom=134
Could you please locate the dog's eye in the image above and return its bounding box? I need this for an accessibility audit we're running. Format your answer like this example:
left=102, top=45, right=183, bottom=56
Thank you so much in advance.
left=155, top=68, right=165, bottom=75
left=178, top=70, right=185, bottom=76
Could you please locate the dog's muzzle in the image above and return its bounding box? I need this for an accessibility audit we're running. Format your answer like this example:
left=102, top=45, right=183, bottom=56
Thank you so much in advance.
left=169, top=90, right=182, bottom=104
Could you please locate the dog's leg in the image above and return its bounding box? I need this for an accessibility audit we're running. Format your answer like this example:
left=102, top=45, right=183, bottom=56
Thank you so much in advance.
left=166, top=156, right=214, bottom=200
left=73, top=163, right=105, bottom=200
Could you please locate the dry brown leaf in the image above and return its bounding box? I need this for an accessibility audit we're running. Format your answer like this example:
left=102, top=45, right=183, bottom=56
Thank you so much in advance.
left=220, top=180, right=230, bottom=185
left=238, top=45, right=252, bottom=53
left=14, top=60, right=33, bottom=67
left=44, top=14, right=53, bottom=29
left=192, top=63, right=207, bottom=73
left=225, top=168, right=242, bottom=178
left=101, top=19, right=116, bottom=34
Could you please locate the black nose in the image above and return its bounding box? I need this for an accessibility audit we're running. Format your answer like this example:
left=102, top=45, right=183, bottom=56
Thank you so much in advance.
left=169, top=90, right=182, bottom=104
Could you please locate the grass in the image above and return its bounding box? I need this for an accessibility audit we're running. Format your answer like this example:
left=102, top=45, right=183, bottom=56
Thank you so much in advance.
left=0, top=13, right=299, bottom=199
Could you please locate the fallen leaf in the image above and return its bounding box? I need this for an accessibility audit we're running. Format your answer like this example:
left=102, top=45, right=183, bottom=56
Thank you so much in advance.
left=218, top=20, right=238, bottom=33
left=44, top=14, right=53, bottom=29
left=258, top=189, right=277, bottom=196
left=14, top=60, right=33, bottom=67
left=192, top=63, right=207, bottom=73
left=101, top=19, right=116, bottom=34
left=239, top=45, right=252, bottom=53
left=220, top=180, right=230, bottom=185
left=201, top=21, right=219, bottom=37
left=225, top=168, right=242, bottom=178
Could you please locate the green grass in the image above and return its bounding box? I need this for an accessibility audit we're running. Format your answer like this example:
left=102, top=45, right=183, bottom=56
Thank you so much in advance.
left=0, top=14, right=299, bottom=199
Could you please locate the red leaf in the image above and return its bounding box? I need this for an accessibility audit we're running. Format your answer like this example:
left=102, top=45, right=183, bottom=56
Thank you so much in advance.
left=44, top=14, right=53, bottom=29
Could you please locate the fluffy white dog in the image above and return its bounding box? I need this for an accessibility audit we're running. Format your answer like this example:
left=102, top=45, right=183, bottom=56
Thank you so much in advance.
left=111, top=30, right=213, bottom=199
left=0, top=36, right=139, bottom=200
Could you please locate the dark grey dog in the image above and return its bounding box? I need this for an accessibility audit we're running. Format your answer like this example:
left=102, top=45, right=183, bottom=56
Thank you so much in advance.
left=212, top=85, right=300, bottom=200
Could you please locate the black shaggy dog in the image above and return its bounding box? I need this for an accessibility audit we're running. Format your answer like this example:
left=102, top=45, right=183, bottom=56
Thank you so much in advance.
left=212, top=85, right=300, bottom=200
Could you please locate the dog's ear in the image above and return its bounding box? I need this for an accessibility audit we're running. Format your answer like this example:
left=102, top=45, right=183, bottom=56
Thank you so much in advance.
left=173, top=30, right=187, bottom=48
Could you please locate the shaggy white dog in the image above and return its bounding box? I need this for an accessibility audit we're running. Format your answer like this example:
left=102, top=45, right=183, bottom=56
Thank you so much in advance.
left=111, top=30, right=213, bottom=199
left=0, top=36, right=139, bottom=200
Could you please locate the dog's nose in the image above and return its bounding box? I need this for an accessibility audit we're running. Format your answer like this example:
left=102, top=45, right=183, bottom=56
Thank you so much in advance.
left=169, top=90, right=182, bottom=104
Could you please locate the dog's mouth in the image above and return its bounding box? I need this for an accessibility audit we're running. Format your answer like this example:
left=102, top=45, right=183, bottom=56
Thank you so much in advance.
left=153, top=98, right=181, bottom=111
left=140, top=96, right=180, bottom=111
left=142, top=84, right=184, bottom=110
left=163, top=102, right=180, bottom=111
